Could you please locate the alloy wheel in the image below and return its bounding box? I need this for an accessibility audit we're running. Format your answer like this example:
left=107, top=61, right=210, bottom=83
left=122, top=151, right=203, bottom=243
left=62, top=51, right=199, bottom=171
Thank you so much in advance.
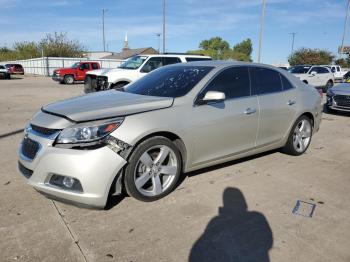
left=292, top=119, right=312, bottom=153
left=133, top=145, right=178, bottom=197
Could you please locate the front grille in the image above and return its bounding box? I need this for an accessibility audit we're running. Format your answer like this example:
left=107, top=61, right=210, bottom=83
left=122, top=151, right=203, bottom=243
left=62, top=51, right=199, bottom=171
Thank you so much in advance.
left=21, top=137, right=40, bottom=160
left=334, top=95, right=350, bottom=107
left=96, top=76, right=108, bottom=91
left=18, top=161, right=33, bottom=178
left=31, top=124, right=60, bottom=136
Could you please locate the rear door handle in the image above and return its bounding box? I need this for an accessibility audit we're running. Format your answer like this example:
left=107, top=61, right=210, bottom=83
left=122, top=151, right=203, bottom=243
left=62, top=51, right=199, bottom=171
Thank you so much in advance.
left=287, top=100, right=296, bottom=106
left=244, top=108, right=257, bottom=115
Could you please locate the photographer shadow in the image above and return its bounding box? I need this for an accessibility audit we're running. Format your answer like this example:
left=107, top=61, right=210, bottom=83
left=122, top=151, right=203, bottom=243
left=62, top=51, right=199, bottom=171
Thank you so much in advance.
left=189, top=187, right=273, bottom=262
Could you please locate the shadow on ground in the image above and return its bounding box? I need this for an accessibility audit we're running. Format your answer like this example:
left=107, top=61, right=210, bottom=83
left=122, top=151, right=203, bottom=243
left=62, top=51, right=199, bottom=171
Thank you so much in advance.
left=189, top=187, right=273, bottom=262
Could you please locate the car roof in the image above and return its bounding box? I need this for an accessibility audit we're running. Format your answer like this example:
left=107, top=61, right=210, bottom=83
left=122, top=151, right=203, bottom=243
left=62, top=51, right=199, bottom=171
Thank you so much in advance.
left=141, top=54, right=211, bottom=59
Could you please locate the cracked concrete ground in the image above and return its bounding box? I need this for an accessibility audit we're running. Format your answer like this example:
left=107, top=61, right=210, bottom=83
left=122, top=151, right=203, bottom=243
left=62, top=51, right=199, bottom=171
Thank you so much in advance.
left=1, top=76, right=350, bottom=262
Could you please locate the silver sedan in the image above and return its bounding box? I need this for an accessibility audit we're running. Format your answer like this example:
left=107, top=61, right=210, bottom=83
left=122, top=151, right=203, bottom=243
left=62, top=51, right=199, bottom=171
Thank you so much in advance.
left=18, top=61, right=323, bottom=207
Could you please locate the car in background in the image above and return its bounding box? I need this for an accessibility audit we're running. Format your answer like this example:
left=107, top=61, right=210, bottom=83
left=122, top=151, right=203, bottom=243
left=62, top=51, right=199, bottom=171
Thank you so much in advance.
left=322, top=65, right=346, bottom=82
left=289, top=65, right=334, bottom=92
left=5, top=64, right=24, bottom=75
left=0, top=65, right=11, bottom=79
left=325, top=83, right=350, bottom=113
left=52, top=61, right=100, bottom=85
left=278, top=66, right=289, bottom=70
left=18, top=61, right=322, bottom=207
left=84, top=54, right=212, bottom=93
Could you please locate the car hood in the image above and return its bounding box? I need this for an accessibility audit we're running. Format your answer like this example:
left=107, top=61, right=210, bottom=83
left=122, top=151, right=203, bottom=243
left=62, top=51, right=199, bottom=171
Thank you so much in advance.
left=86, top=68, right=131, bottom=77
left=330, top=83, right=350, bottom=95
left=42, top=91, right=174, bottom=122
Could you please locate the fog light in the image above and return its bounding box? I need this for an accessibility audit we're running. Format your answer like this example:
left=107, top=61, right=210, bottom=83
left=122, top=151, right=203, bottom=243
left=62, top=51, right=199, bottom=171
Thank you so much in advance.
left=48, top=174, right=83, bottom=192
left=63, top=176, right=75, bottom=188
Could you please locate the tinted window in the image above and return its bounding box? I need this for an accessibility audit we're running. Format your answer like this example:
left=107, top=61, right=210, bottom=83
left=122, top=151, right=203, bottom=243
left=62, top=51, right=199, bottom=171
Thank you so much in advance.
left=141, top=57, right=163, bottom=73
left=203, top=67, right=250, bottom=99
left=185, top=57, right=212, bottom=62
left=250, top=67, right=283, bottom=95
left=125, top=66, right=213, bottom=98
left=0, top=65, right=5, bottom=69
left=313, top=67, right=329, bottom=74
left=91, top=63, right=99, bottom=69
left=81, top=63, right=90, bottom=70
left=337, top=66, right=340, bottom=72
left=163, top=57, right=181, bottom=65
left=280, top=74, right=294, bottom=90
left=289, top=66, right=310, bottom=74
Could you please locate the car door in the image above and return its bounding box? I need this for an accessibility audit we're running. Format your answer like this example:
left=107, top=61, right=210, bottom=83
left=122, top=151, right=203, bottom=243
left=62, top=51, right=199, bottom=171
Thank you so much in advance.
left=307, top=67, right=322, bottom=86
left=76, top=63, right=91, bottom=80
left=189, top=66, right=259, bottom=166
left=318, top=67, right=331, bottom=85
left=250, top=67, right=297, bottom=146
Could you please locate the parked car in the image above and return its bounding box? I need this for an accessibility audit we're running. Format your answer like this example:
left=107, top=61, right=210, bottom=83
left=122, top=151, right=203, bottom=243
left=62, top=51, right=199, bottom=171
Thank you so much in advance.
left=278, top=66, right=289, bottom=70
left=325, top=83, right=350, bottom=113
left=18, top=61, right=322, bottom=207
left=5, top=64, right=24, bottom=75
left=289, top=65, right=334, bottom=92
left=0, top=65, right=11, bottom=79
left=322, top=65, right=346, bottom=82
left=52, top=61, right=101, bottom=84
left=84, top=54, right=212, bottom=93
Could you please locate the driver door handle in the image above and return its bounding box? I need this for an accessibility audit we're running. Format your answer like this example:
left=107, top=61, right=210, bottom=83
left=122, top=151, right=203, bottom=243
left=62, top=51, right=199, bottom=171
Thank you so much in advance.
left=287, top=100, right=296, bottom=106
left=244, top=108, right=257, bottom=115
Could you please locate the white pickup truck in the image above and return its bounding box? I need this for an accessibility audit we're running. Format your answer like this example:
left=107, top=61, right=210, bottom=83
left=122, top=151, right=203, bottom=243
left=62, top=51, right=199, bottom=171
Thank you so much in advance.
left=84, top=53, right=212, bottom=93
left=322, top=65, right=347, bottom=82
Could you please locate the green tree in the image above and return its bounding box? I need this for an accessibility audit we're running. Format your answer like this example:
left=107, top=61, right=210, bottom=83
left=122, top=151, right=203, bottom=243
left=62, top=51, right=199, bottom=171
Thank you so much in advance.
left=0, top=32, right=85, bottom=61
left=335, top=57, right=350, bottom=68
left=188, top=37, right=253, bottom=61
left=288, top=48, right=334, bottom=66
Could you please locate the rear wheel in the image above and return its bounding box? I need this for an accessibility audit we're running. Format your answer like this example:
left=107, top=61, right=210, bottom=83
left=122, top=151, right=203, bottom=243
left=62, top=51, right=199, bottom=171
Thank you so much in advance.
left=64, top=75, right=74, bottom=85
left=282, top=116, right=313, bottom=156
left=124, top=137, right=182, bottom=202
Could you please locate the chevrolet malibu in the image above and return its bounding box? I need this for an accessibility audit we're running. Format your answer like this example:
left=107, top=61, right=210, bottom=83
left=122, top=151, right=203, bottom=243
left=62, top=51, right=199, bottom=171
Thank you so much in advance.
left=18, top=61, right=322, bottom=208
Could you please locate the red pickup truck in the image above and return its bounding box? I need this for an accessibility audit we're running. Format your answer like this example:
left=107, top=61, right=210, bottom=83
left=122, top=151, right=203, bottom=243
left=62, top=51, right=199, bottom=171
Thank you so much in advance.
left=52, top=61, right=100, bottom=84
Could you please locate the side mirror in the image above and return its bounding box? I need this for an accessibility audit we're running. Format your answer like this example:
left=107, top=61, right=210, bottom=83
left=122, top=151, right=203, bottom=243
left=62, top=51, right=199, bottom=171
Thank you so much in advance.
left=310, top=71, right=317, bottom=75
left=198, top=91, right=225, bottom=105
left=141, top=65, right=152, bottom=73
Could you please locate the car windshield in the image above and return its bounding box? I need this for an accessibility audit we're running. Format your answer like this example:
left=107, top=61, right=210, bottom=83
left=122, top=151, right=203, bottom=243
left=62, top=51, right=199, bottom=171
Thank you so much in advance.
left=119, top=56, right=148, bottom=70
left=288, top=66, right=311, bottom=74
left=125, top=66, right=214, bottom=98
left=70, top=62, right=81, bottom=69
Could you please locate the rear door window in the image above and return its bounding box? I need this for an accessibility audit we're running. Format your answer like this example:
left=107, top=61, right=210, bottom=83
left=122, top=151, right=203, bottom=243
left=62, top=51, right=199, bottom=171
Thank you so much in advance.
left=91, top=63, right=99, bottom=69
left=250, top=67, right=283, bottom=95
left=163, top=57, right=181, bottom=66
left=203, top=66, right=250, bottom=99
left=185, top=57, right=212, bottom=62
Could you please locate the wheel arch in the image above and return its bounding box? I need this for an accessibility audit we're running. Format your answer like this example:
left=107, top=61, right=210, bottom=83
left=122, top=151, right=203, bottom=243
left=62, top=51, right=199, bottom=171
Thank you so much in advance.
left=128, top=131, right=188, bottom=172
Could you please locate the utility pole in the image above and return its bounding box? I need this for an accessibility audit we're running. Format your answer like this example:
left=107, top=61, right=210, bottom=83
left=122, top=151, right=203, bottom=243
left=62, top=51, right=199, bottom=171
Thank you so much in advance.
left=257, top=0, right=266, bottom=63
left=156, top=33, right=161, bottom=53
left=290, top=32, right=296, bottom=54
left=102, top=9, right=108, bottom=52
left=162, top=0, right=166, bottom=53
left=340, top=0, right=350, bottom=55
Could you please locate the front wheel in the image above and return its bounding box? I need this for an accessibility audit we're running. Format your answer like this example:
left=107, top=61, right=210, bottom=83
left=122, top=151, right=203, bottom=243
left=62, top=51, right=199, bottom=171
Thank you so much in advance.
left=124, top=136, right=182, bottom=202
left=64, top=75, right=74, bottom=85
left=282, top=116, right=313, bottom=156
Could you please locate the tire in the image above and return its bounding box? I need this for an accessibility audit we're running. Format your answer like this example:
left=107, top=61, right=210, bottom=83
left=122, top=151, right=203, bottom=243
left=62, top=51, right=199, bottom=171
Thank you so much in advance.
left=6, top=73, right=10, bottom=79
left=64, top=75, right=74, bottom=85
left=124, top=136, right=182, bottom=202
left=112, top=82, right=128, bottom=91
left=324, top=104, right=334, bottom=114
left=323, top=80, right=333, bottom=93
left=282, top=115, right=313, bottom=156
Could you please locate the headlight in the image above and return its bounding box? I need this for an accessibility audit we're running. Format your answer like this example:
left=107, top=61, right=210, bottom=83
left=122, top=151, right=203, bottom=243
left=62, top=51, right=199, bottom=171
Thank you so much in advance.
left=56, top=117, right=124, bottom=144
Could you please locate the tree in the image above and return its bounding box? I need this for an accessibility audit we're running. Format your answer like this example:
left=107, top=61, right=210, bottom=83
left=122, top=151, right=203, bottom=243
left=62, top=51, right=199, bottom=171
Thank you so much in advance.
left=288, top=48, right=334, bottom=66
left=0, top=32, right=85, bottom=61
left=188, top=37, right=253, bottom=61
left=335, top=57, right=350, bottom=68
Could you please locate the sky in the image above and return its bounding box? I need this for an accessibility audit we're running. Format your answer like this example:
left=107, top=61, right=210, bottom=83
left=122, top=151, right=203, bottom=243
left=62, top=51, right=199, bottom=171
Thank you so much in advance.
left=0, top=0, right=349, bottom=64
